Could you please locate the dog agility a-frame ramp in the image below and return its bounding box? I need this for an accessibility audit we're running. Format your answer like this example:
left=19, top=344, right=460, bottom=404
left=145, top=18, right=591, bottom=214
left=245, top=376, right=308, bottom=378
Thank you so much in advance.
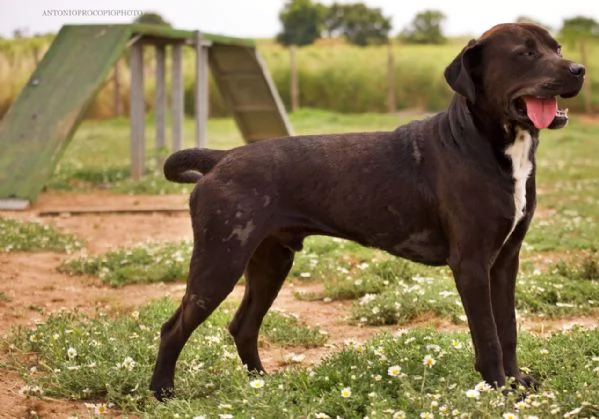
left=0, top=24, right=292, bottom=209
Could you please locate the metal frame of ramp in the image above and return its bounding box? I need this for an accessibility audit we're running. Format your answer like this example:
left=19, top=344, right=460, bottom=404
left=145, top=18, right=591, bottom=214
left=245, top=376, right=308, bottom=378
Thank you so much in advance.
left=0, top=24, right=292, bottom=208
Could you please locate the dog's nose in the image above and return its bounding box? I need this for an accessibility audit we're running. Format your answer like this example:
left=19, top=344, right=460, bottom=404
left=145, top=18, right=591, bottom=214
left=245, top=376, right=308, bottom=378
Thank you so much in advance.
left=569, top=63, right=586, bottom=77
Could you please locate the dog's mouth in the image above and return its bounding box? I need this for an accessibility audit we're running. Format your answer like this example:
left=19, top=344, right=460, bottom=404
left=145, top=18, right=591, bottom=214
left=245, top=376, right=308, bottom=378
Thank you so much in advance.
left=512, top=96, right=569, bottom=130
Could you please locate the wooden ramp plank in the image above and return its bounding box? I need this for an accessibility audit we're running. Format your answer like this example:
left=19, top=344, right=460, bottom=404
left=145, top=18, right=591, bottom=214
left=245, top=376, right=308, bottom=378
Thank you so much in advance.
left=209, top=44, right=293, bottom=143
left=0, top=25, right=133, bottom=202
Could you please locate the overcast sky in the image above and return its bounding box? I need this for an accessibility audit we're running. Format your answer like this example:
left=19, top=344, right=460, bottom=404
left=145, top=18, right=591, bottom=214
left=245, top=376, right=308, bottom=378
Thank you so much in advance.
left=1, top=0, right=598, bottom=39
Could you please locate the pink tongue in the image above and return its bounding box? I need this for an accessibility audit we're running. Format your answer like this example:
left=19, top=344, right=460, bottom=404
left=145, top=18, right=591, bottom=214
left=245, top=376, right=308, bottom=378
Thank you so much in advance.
left=524, top=96, right=557, bottom=129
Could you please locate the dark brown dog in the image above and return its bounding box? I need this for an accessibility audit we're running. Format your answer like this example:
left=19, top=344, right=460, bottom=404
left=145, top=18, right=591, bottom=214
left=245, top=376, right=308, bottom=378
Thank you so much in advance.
left=150, top=23, right=584, bottom=400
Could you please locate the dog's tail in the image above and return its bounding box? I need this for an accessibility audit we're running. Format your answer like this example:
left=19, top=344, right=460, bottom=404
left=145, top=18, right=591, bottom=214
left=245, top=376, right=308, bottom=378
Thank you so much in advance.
left=163, top=148, right=227, bottom=183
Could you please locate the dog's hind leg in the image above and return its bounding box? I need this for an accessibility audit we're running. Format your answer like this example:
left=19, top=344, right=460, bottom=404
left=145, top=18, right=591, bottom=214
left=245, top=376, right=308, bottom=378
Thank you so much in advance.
left=149, top=240, right=251, bottom=401
left=229, top=235, right=295, bottom=372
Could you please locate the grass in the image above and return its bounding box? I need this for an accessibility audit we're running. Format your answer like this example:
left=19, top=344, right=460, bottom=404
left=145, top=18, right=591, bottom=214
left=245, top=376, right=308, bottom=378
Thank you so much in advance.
left=59, top=240, right=193, bottom=287
left=295, top=245, right=599, bottom=325
left=0, top=217, right=83, bottom=253
left=1, top=107, right=598, bottom=415
left=4, top=298, right=598, bottom=418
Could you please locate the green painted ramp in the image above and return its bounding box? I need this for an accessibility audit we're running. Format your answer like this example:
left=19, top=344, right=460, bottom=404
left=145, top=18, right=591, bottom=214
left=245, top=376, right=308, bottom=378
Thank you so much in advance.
left=0, top=25, right=131, bottom=204
left=209, top=45, right=293, bottom=143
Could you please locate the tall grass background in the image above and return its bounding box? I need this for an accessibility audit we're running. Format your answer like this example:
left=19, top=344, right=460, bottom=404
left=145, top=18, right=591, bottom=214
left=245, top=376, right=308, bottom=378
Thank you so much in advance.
left=1, top=36, right=597, bottom=119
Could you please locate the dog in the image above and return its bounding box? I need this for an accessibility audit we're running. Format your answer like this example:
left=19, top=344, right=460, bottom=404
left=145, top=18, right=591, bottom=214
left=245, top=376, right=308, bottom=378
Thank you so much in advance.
left=149, top=23, right=584, bottom=400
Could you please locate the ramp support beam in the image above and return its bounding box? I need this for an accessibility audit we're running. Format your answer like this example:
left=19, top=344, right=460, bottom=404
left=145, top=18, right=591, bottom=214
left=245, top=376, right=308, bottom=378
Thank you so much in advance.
left=155, top=44, right=166, bottom=166
left=129, top=41, right=145, bottom=181
left=195, top=32, right=210, bottom=148
left=172, top=43, right=184, bottom=151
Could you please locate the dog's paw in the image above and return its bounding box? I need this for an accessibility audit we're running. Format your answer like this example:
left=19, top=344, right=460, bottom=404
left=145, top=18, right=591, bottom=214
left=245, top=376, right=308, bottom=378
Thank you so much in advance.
left=512, top=371, right=540, bottom=391
left=150, top=382, right=175, bottom=402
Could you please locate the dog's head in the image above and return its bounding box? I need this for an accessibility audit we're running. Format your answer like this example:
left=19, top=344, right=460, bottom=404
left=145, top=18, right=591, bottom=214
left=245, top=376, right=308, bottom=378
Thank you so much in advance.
left=444, top=23, right=585, bottom=130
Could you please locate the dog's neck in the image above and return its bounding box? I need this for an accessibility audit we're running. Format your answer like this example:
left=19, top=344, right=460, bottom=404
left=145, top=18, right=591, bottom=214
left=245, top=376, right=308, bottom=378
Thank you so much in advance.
left=449, top=95, right=540, bottom=148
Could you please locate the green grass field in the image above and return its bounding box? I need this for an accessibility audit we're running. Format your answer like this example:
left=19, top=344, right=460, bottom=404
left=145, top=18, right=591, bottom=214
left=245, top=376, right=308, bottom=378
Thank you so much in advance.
left=1, top=36, right=598, bottom=118
left=3, top=110, right=599, bottom=417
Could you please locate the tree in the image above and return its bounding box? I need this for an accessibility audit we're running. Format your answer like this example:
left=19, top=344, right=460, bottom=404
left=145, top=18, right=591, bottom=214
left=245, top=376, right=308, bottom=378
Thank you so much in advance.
left=276, top=0, right=325, bottom=47
left=323, top=3, right=392, bottom=46
left=399, top=10, right=447, bottom=44
left=515, top=15, right=550, bottom=30
left=134, top=11, right=171, bottom=26
left=560, top=16, right=599, bottom=113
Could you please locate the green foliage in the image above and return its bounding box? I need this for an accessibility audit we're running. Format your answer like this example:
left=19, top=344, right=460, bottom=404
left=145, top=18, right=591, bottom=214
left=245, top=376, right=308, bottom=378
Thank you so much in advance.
left=323, top=3, right=392, bottom=46
left=262, top=309, right=328, bottom=347
left=133, top=11, right=171, bottom=26
left=0, top=217, right=83, bottom=253
left=6, top=303, right=599, bottom=417
left=276, top=0, right=325, bottom=46
left=560, top=16, right=599, bottom=45
left=554, top=251, right=599, bottom=281
left=400, top=10, right=447, bottom=45
left=3, top=35, right=599, bottom=117
left=59, top=241, right=192, bottom=287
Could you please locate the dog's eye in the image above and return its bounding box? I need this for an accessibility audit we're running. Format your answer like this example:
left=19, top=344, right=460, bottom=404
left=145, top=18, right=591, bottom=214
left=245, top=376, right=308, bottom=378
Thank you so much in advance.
left=514, top=47, right=536, bottom=58
left=557, top=45, right=562, bottom=56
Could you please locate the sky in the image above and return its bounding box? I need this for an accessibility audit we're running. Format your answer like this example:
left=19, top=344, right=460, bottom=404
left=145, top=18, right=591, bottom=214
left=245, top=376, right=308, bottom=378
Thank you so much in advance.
left=1, top=0, right=598, bottom=39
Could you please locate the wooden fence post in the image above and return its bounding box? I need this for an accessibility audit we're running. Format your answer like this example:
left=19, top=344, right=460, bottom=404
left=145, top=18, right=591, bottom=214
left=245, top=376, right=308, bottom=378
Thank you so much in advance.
left=290, top=45, right=299, bottom=112
left=386, top=41, right=396, bottom=114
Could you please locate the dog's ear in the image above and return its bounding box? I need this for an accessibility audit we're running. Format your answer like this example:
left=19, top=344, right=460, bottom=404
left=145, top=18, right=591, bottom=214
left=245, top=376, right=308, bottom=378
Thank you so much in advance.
left=444, top=39, right=482, bottom=103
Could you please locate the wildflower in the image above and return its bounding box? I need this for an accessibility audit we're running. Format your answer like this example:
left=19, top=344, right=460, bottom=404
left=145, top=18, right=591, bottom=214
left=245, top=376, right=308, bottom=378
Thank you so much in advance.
left=249, top=379, right=265, bottom=389
left=451, top=340, right=463, bottom=350
left=122, top=356, right=136, bottom=371
left=423, top=354, right=436, bottom=368
left=340, top=387, right=352, bottom=398
left=438, top=405, right=449, bottom=416
left=29, top=334, right=37, bottom=343
left=94, top=403, right=109, bottom=415
left=465, top=389, right=480, bottom=399
left=426, top=344, right=441, bottom=353
left=474, top=381, right=492, bottom=392
left=388, top=365, right=402, bottom=377
left=563, top=406, right=583, bottom=418
left=193, top=416, right=206, bottom=419
left=283, top=352, right=305, bottom=363
left=359, top=294, right=377, bottom=305
left=539, top=348, right=549, bottom=355
left=420, top=412, right=434, bottom=419
left=131, top=310, right=140, bottom=320
left=218, top=415, right=233, bottom=419
left=372, top=306, right=380, bottom=314
left=373, top=374, right=382, bottom=381
left=315, top=413, right=331, bottom=419
left=393, top=411, right=406, bottom=419
left=502, top=413, right=518, bottom=419
left=67, top=347, right=77, bottom=360
left=299, top=272, right=311, bottom=278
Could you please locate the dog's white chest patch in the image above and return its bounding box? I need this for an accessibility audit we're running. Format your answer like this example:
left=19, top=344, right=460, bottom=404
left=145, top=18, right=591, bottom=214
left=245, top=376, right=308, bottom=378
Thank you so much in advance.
left=504, top=128, right=533, bottom=241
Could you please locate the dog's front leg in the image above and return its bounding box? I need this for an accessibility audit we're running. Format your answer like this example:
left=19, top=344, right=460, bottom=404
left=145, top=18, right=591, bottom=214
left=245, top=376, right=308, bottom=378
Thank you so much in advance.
left=449, top=255, right=506, bottom=387
left=491, top=231, right=539, bottom=389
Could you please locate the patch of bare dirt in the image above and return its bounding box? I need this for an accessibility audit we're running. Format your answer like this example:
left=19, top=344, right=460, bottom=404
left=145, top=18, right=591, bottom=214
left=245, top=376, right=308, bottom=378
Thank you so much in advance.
left=0, top=191, right=596, bottom=417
